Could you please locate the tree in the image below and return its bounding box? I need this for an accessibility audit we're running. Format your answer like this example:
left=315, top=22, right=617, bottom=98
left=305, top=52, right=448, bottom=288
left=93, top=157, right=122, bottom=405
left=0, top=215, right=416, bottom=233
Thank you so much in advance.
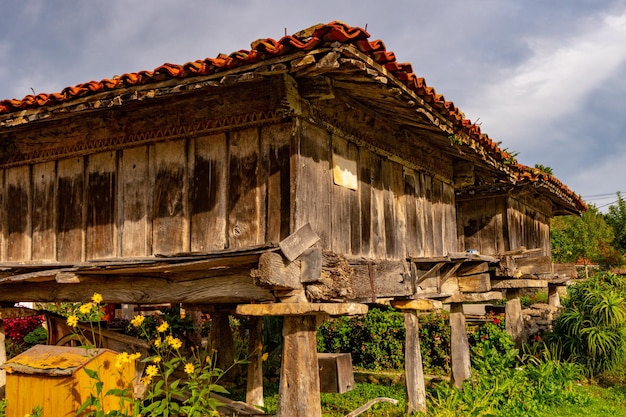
left=551, top=205, right=616, bottom=276
left=605, top=192, right=626, bottom=256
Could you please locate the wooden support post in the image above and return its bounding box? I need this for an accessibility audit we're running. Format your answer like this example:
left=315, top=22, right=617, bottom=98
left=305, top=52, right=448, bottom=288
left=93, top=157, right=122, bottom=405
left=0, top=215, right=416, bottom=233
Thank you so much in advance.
left=209, top=310, right=236, bottom=377
left=506, top=289, right=524, bottom=348
left=183, top=304, right=204, bottom=348
left=450, top=303, right=471, bottom=388
left=246, top=316, right=264, bottom=408
left=277, top=315, right=322, bottom=417
left=403, top=311, right=426, bottom=414
left=0, top=321, right=6, bottom=395
left=548, top=286, right=561, bottom=308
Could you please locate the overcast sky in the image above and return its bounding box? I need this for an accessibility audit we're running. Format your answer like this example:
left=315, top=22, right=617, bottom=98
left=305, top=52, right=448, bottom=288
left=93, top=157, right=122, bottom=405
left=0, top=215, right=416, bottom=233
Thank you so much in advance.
left=1, top=0, right=624, bottom=211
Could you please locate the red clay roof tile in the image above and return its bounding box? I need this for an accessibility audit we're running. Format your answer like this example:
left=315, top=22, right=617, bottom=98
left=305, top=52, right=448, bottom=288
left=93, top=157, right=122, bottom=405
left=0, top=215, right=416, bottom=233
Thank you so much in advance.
left=0, top=20, right=585, bottom=212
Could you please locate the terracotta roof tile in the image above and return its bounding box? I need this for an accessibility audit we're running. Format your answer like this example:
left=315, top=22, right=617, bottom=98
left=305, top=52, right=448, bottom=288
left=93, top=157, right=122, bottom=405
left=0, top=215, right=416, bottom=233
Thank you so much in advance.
left=0, top=20, right=585, bottom=212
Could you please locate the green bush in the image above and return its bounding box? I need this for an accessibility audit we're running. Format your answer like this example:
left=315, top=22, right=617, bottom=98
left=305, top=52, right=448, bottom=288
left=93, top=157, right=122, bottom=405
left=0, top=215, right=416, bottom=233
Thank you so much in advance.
left=317, top=308, right=451, bottom=373
left=426, top=316, right=588, bottom=417
left=546, top=271, right=626, bottom=375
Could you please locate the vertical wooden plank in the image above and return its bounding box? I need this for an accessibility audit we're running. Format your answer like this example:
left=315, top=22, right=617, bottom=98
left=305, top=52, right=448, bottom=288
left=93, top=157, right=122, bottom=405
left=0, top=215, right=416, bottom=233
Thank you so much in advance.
left=348, top=142, right=361, bottom=256
left=456, top=200, right=465, bottom=252
left=331, top=136, right=352, bottom=255
left=370, top=153, right=386, bottom=258
left=431, top=178, right=444, bottom=256
left=209, top=311, right=236, bottom=375
left=57, top=157, right=84, bottom=262
left=450, top=302, right=471, bottom=388
left=277, top=316, right=322, bottom=417
left=32, top=162, right=56, bottom=260
left=422, top=174, right=434, bottom=257
left=482, top=197, right=497, bottom=255
left=262, top=123, right=292, bottom=244
left=152, top=139, right=188, bottom=255
left=404, top=170, right=419, bottom=258
left=5, top=166, right=31, bottom=261
left=228, top=128, right=261, bottom=249
left=393, top=162, right=407, bottom=259
left=359, top=149, right=373, bottom=258
left=294, top=121, right=331, bottom=249
left=494, top=197, right=507, bottom=254
left=404, top=311, right=426, bottom=414
left=190, top=133, right=228, bottom=251
left=120, top=146, right=150, bottom=257
left=86, top=152, right=117, bottom=259
left=442, top=182, right=457, bottom=254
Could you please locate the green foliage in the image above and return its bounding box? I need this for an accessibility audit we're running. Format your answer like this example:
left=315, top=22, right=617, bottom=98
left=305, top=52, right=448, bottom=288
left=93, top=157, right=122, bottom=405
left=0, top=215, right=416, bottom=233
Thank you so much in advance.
left=534, top=164, right=554, bottom=175
left=606, top=192, right=626, bottom=256
left=546, top=272, right=626, bottom=375
left=551, top=205, right=618, bottom=269
left=317, top=308, right=405, bottom=370
left=468, top=314, right=517, bottom=374
left=23, top=326, right=47, bottom=345
left=418, top=312, right=451, bottom=374
left=318, top=308, right=451, bottom=373
left=426, top=318, right=587, bottom=417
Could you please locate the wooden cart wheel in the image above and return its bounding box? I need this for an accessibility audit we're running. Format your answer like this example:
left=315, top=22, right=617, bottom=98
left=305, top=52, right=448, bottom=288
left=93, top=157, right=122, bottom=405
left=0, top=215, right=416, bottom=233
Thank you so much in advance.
left=55, top=333, right=91, bottom=347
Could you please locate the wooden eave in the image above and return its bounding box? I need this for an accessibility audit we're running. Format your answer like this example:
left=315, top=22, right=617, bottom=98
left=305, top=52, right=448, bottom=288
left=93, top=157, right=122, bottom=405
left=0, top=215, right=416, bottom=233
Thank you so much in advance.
left=0, top=44, right=515, bottom=186
left=0, top=246, right=278, bottom=304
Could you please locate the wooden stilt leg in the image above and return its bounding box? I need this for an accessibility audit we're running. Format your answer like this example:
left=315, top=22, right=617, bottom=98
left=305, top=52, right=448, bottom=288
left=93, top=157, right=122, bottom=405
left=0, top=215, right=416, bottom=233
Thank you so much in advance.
left=183, top=304, right=204, bottom=348
left=450, top=303, right=471, bottom=388
left=403, top=311, right=426, bottom=414
left=277, top=315, right=321, bottom=417
left=505, top=289, right=524, bottom=348
left=246, top=316, right=264, bottom=408
left=548, top=286, right=561, bottom=308
left=0, top=321, right=6, bottom=395
left=209, top=310, right=236, bottom=375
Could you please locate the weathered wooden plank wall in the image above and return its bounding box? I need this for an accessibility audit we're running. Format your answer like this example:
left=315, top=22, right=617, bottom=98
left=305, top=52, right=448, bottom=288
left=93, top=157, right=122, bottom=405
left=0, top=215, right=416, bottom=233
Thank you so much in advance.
left=294, top=120, right=456, bottom=260
left=457, top=194, right=551, bottom=256
left=507, top=197, right=551, bottom=255
left=0, top=124, right=293, bottom=263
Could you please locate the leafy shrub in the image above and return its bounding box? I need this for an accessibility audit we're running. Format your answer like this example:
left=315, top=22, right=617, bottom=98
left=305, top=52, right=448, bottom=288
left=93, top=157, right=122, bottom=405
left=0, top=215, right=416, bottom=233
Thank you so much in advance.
left=3, top=315, right=45, bottom=357
left=426, top=315, right=588, bottom=417
left=318, top=307, right=405, bottom=370
left=546, top=271, right=626, bottom=375
left=318, top=308, right=451, bottom=373
left=418, top=312, right=450, bottom=374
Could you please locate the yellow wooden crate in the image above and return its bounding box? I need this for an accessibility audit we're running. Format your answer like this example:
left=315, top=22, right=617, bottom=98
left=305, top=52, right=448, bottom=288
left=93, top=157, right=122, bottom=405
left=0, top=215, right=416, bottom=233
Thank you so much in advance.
left=1, top=345, right=135, bottom=417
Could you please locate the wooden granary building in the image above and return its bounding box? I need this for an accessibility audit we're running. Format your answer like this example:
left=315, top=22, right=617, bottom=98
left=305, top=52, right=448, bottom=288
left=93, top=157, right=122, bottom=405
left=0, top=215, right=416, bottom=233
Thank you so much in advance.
left=0, top=22, right=585, bottom=415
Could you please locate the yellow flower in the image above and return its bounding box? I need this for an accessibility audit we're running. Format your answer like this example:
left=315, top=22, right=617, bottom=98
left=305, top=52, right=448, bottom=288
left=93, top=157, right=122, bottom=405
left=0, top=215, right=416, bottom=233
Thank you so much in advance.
left=140, top=376, right=152, bottom=386
left=152, top=356, right=162, bottom=364
left=261, top=352, right=269, bottom=362
left=154, top=338, right=162, bottom=347
left=184, top=363, right=195, bottom=374
left=156, top=321, right=169, bottom=333
left=67, top=315, right=79, bottom=327
left=79, top=303, right=94, bottom=314
left=91, top=293, right=103, bottom=304
left=115, top=352, right=129, bottom=369
left=145, top=365, right=159, bottom=377
left=129, top=352, right=142, bottom=361
left=168, top=337, right=183, bottom=350
left=130, top=315, right=145, bottom=328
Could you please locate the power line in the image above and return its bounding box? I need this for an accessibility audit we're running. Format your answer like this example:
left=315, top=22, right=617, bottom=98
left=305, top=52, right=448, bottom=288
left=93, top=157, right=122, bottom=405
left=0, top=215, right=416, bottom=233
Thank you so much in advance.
left=582, top=191, right=623, bottom=200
